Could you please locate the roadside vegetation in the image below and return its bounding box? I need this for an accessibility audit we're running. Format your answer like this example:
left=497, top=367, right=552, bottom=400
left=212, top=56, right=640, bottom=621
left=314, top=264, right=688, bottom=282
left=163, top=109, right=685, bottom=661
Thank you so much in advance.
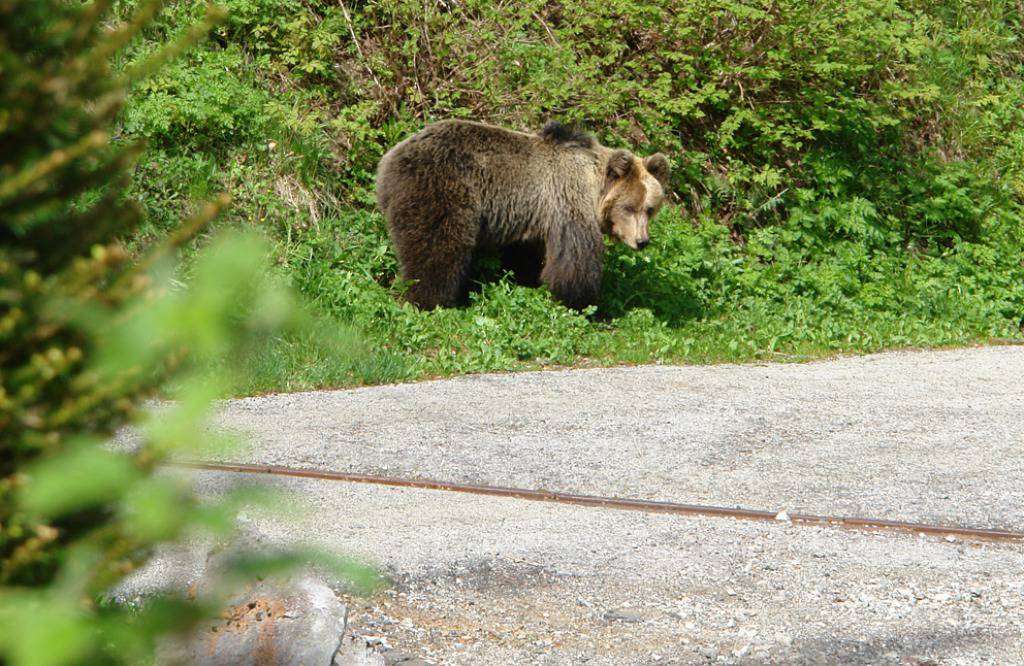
left=1, top=3, right=375, bottom=664
left=118, top=0, right=1024, bottom=393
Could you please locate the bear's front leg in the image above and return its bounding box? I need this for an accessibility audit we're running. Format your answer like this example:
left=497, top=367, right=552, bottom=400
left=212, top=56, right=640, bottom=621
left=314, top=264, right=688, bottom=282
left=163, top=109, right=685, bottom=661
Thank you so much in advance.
left=540, top=222, right=603, bottom=311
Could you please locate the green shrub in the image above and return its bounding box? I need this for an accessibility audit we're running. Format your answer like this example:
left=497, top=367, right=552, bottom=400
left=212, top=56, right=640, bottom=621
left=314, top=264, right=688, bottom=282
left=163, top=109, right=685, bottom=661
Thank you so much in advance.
left=114, top=0, right=1024, bottom=389
left=0, top=2, right=375, bottom=664
left=123, top=46, right=273, bottom=150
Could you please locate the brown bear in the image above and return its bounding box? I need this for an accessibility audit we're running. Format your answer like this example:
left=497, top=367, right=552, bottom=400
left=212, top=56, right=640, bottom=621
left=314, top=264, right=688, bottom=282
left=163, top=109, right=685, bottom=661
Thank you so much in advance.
left=375, top=119, right=670, bottom=310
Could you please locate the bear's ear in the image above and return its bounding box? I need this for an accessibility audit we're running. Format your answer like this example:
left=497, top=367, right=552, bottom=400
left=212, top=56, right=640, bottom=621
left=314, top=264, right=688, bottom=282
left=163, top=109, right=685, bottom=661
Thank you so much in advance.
left=644, top=153, right=670, bottom=186
left=607, top=149, right=635, bottom=180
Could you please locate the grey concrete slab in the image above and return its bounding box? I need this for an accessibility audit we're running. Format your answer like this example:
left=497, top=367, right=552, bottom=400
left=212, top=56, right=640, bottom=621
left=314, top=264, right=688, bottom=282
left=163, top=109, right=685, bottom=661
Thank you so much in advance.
left=211, top=347, right=1024, bottom=529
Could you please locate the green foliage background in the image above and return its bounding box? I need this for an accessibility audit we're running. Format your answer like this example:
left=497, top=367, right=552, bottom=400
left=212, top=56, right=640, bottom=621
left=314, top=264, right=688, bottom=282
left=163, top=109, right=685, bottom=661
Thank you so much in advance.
left=120, top=0, right=1024, bottom=390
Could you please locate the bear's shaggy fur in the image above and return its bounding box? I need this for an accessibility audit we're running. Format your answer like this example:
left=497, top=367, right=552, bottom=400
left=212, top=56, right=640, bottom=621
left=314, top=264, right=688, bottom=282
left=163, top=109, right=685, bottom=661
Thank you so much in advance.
left=376, top=119, right=670, bottom=310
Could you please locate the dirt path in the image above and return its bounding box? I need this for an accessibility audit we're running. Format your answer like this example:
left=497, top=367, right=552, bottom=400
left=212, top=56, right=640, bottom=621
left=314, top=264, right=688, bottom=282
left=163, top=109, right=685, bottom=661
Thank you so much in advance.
left=123, top=347, right=1024, bottom=664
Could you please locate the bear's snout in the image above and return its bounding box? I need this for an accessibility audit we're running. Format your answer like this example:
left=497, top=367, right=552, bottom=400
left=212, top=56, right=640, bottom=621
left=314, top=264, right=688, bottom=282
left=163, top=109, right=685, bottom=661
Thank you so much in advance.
left=636, top=239, right=650, bottom=250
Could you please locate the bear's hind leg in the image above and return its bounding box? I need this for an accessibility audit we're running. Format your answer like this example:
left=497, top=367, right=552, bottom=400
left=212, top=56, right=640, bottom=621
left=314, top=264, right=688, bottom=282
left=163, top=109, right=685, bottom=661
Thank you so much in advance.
left=394, top=222, right=477, bottom=310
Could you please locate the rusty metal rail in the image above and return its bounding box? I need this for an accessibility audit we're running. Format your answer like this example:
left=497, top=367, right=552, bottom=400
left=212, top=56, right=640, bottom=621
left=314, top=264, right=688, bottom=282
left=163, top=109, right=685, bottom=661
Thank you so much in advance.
left=171, top=460, right=1024, bottom=544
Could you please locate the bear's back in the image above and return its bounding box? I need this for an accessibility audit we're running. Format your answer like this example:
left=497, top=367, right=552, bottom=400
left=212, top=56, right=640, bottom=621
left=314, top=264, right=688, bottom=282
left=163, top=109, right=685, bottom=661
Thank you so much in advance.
left=377, top=120, right=601, bottom=216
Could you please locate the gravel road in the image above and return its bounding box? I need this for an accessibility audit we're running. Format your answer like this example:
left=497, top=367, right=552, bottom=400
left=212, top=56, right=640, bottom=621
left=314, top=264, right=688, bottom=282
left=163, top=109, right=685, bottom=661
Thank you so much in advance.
left=120, top=346, right=1024, bottom=665
left=214, top=345, right=1024, bottom=529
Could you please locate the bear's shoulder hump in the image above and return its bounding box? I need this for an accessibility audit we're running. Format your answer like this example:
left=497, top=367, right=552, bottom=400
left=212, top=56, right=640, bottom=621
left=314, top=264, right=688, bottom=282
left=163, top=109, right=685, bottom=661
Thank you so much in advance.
left=538, top=121, right=595, bottom=149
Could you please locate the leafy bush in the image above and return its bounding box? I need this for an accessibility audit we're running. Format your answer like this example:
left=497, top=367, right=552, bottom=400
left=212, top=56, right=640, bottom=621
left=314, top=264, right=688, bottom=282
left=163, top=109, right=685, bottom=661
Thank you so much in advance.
left=115, top=0, right=1024, bottom=390
left=123, top=46, right=273, bottom=150
left=0, top=2, right=374, bottom=664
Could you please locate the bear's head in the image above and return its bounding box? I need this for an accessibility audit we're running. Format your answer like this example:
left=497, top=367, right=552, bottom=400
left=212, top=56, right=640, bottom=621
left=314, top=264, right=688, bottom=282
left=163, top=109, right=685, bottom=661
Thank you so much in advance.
left=599, top=151, right=670, bottom=250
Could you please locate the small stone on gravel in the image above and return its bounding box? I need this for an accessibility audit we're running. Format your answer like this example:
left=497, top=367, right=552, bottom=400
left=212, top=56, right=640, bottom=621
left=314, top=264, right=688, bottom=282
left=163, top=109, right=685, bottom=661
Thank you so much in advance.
left=603, top=609, right=644, bottom=623
left=700, top=646, right=719, bottom=660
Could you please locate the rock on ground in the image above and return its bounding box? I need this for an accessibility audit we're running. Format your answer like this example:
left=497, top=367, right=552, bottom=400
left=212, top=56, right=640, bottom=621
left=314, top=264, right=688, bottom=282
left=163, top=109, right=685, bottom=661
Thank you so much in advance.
left=155, top=574, right=384, bottom=666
